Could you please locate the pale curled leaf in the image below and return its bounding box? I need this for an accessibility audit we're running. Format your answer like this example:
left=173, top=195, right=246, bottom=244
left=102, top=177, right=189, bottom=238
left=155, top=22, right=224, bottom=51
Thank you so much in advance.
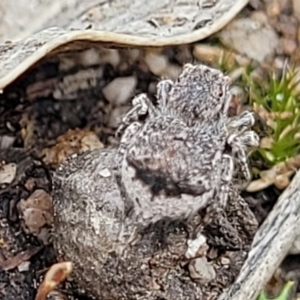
left=0, top=0, right=249, bottom=43
left=0, top=0, right=249, bottom=90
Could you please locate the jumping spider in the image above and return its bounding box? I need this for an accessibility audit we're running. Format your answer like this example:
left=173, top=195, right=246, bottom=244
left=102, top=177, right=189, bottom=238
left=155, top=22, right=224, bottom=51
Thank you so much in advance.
left=114, top=63, right=259, bottom=227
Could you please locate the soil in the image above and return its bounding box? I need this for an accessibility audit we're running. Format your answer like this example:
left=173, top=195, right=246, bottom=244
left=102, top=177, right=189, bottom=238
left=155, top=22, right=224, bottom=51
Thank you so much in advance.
left=0, top=45, right=189, bottom=299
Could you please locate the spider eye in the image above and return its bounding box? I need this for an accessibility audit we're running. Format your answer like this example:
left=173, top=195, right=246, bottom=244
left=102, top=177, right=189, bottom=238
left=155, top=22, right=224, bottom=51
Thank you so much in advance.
left=189, top=83, right=203, bottom=96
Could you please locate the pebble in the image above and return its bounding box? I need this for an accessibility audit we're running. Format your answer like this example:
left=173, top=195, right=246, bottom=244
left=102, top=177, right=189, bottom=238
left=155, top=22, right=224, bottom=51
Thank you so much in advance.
left=102, top=76, right=137, bottom=106
left=17, top=189, right=53, bottom=236
left=162, top=64, right=182, bottom=81
left=185, top=234, right=208, bottom=259
left=266, top=0, right=281, bottom=18
left=292, top=0, right=300, bottom=21
left=281, top=37, right=297, bottom=55
left=188, top=257, right=216, bottom=284
left=127, top=49, right=141, bottom=62
left=144, top=52, right=168, bottom=76
left=101, top=49, right=121, bottom=68
left=17, top=261, right=31, bottom=272
left=193, top=44, right=235, bottom=67
left=99, top=168, right=111, bottom=178
left=80, top=48, right=102, bottom=67
left=220, top=257, right=230, bottom=265
left=0, top=162, right=16, bottom=184
left=219, top=12, right=279, bottom=62
left=0, top=135, right=15, bottom=149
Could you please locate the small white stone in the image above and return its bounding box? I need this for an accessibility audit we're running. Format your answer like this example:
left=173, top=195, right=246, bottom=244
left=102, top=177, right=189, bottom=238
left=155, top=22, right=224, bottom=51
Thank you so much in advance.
left=0, top=135, right=15, bottom=149
left=18, top=261, right=30, bottom=272
left=102, top=49, right=120, bottom=67
left=0, top=162, right=17, bottom=184
left=103, top=76, right=137, bottom=106
left=188, top=257, right=216, bottom=284
left=99, top=168, right=111, bottom=178
left=219, top=12, right=279, bottom=62
left=80, top=48, right=101, bottom=67
left=127, top=49, right=141, bottom=62
left=186, top=234, right=208, bottom=259
left=144, top=52, right=168, bottom=76
left=220, top=257, right=230, bottom=265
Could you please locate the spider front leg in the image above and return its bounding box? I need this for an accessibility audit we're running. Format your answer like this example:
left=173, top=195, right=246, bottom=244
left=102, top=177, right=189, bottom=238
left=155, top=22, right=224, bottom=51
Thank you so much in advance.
left=116, top=93, right=158, bottom=138
left=218, top=154, right=235, bottom=208
left=114, top=121, right=143, bottom=187
left=226, top=110, right=256, bottom=135
left=227, top=130, right=259, bottom=186
left=226, top=110, right=259, bottom=185
left=156, top=79, right=174, bottom=107
left=204, top=154, right=243, bottom=250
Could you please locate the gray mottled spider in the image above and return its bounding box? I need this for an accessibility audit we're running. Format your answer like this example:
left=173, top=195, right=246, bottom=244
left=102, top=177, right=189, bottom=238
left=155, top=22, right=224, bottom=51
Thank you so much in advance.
left=114, top=63, right=259, bottom=227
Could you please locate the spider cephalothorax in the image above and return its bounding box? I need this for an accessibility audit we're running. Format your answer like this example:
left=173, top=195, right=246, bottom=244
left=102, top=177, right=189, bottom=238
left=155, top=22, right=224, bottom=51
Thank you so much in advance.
left=157, top=63, right=232, bottom=125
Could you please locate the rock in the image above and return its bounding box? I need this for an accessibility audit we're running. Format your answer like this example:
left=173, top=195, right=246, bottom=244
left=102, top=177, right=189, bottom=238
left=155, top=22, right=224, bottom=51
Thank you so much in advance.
left=0, top=135, right=15, bottom=149
left=144, top=52, right=168, bottom=76
left=266, top=0, right=281, bottom=18
left=292, top=0, right=300, bottom=21
left=188, top=257, right=216, bottom=284
left=0, top=161, right=16, bottom=184
left=51, top=148, right=256, bottom=300
left=281, top=38, right=297, bottom=55
left=219, top=12, right=279, bottom=62
left=102, top=76, right=138, bottom=106
left=17, top=189, right=53, bottom=236
left=185, top=234, right=208, bottom=259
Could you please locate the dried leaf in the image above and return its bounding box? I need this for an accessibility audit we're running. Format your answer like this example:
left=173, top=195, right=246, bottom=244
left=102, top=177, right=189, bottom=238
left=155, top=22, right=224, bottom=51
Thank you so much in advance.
left=42, top=128, right=103, bottom=167
left=0, top=247, right=41, bottom=271
left=0, top=0, right=251, bottom=93
left=35, top=261, right=73, bottom=300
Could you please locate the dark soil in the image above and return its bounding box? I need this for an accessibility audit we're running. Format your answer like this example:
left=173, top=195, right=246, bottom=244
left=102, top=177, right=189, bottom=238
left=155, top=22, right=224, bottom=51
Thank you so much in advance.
left=0, top=47, right=172, bottom=299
